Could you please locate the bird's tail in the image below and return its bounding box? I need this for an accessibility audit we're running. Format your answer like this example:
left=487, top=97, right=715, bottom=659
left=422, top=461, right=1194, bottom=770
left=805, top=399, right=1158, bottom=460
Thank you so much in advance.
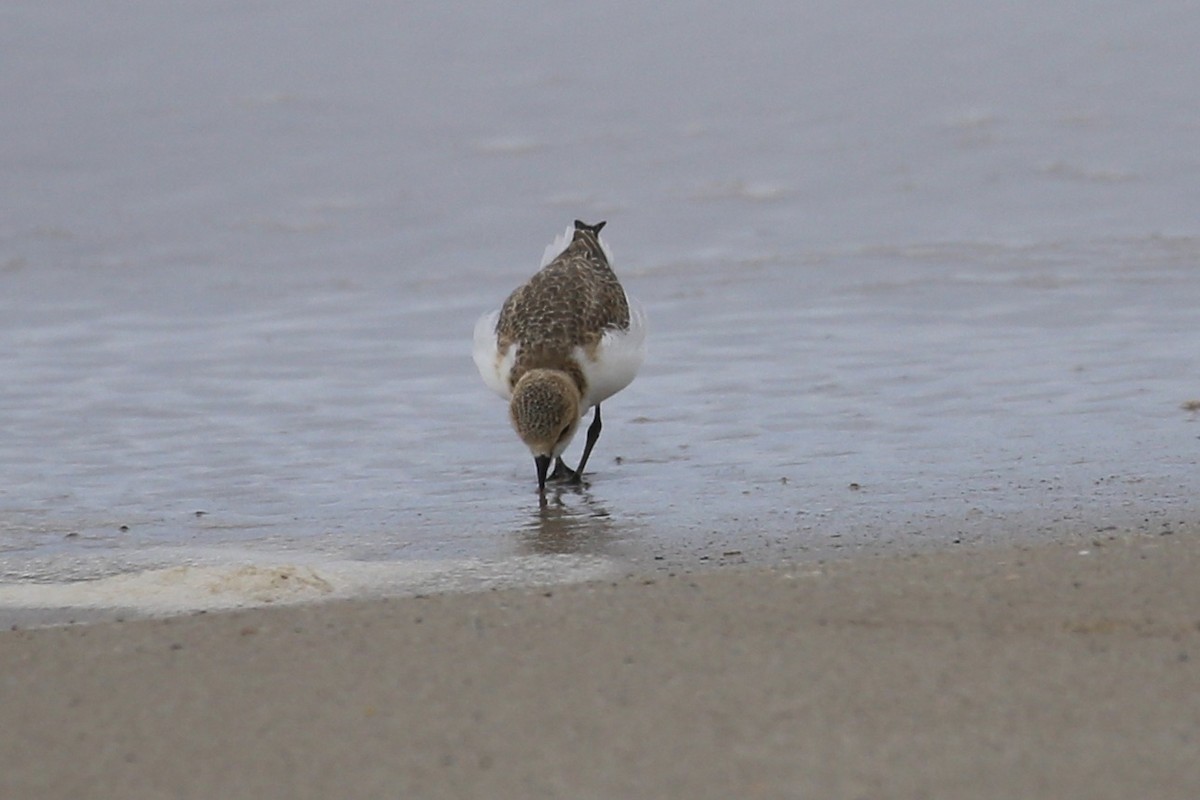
left=540, top=223, right=614, bottom=268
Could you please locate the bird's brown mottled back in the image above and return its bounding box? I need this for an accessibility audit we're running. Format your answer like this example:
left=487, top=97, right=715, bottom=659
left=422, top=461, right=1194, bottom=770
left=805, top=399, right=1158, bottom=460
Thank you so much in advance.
left=495, top=221, right=631, bottom=393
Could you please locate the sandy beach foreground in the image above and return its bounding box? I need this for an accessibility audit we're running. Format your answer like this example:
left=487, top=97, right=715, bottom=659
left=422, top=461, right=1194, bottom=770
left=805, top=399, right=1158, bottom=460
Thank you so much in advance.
left=3, top=531, right=1198, bottom=800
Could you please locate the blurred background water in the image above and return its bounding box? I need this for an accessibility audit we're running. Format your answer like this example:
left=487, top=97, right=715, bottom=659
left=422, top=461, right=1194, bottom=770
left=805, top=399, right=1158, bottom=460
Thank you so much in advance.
left=2, top=1, right=1197, bottom=618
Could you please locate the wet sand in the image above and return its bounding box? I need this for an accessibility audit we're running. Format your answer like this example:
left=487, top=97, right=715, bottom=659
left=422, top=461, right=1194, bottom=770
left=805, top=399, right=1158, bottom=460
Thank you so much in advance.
left=3, top=530, right=1198, bottom=799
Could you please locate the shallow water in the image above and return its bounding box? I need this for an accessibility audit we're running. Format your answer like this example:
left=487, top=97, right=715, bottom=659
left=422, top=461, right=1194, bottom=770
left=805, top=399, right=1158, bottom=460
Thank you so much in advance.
left=2, top=2, right=1198, bottom=620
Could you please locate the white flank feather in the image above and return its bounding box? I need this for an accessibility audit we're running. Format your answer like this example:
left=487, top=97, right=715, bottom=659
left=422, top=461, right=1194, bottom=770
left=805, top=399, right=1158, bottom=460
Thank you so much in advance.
left=576, top=294, right=647, bottom=410
left=472, top=309, right=514, bottom=400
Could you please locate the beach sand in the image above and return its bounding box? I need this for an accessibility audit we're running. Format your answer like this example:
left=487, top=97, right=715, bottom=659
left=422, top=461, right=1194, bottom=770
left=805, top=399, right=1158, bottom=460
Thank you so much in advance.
left=3, top=530, right=1198, bottom=800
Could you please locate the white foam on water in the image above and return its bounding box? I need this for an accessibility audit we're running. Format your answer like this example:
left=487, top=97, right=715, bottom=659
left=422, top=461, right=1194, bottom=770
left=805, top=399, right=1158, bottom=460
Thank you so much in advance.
left=0, top=555, right=617, bottom=620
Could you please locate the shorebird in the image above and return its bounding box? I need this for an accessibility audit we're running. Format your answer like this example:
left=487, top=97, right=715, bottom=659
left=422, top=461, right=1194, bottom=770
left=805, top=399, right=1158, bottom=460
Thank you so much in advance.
left=473, top=220, right=646, bottom=492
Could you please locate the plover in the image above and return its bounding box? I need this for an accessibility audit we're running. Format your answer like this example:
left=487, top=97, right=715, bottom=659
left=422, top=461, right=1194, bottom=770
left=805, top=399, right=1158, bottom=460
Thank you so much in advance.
left=474, top=220, right=646, bottom=492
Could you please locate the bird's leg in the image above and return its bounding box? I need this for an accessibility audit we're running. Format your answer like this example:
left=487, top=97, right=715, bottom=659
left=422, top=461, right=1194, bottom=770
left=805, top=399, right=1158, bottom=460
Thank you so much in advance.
left=545, top=406, right=603, bottom=486
left=568, top=404, right=602, bottom=484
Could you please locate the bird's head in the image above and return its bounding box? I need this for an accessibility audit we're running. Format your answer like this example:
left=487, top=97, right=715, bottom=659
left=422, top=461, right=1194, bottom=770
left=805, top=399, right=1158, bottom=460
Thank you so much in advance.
left=509, top=369, right=582, bottom=489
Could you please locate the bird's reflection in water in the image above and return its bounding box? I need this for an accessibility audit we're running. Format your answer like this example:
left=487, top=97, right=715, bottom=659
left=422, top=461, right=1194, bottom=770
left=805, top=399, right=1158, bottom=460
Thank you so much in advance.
left=521, top=485, right=618, bottom=556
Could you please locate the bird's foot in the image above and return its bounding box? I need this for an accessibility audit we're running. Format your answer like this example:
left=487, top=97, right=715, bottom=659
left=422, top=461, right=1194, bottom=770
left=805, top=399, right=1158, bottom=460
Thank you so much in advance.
left=548, top=458, right=584, bottom=485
